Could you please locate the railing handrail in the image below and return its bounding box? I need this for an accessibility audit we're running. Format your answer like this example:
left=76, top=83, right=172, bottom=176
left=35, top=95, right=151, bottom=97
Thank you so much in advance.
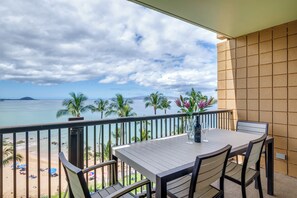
left=0, top=109, right=232, bottom=134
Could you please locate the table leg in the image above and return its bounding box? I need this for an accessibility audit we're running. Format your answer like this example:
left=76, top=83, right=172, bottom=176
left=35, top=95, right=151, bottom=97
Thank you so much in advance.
left=156, top=175, right=167, bottom=198
left=267, top=140, right=274, bottom=195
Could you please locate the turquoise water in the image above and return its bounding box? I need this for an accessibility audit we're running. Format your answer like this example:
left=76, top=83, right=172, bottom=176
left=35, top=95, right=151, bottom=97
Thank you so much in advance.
left=0, top=99, right=187, bottom=127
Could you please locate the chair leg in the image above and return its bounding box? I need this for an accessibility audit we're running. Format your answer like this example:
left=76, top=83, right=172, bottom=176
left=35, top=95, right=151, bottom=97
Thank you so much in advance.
left=257, top=175, right=264, bottom=198
left=241, top=184, right=247, bottom=198
left=146, top=182, right=152, bottom=198
left=265, top=151, right=268, bottom=177
left=220, top=177, right=224, bottom=198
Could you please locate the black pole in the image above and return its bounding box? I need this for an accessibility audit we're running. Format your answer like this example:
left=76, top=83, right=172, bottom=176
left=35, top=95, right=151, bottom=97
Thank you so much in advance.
left=68, top=117, right=84, bottom=198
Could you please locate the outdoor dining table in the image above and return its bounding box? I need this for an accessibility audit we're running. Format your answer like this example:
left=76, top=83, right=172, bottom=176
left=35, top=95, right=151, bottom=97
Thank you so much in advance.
left=112, top=128, right=274, bottom=198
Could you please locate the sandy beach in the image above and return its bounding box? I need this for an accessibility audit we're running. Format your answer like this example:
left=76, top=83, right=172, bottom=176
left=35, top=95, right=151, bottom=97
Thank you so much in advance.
left=2, top=148, right=113, bottom=198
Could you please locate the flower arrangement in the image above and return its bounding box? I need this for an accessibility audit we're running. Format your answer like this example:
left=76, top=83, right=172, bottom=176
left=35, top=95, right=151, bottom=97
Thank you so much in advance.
left=175, top=88, right=217, bottom=115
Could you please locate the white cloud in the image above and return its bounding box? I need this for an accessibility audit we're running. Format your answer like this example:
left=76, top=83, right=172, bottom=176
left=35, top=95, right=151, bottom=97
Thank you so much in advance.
left=0, top=0, right=219, bottom=95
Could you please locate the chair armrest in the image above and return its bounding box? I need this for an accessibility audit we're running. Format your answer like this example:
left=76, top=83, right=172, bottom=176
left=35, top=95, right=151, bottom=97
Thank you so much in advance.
left=105, top=179, right=151, bottom=198
left=82, top=160, right=116, bottom=173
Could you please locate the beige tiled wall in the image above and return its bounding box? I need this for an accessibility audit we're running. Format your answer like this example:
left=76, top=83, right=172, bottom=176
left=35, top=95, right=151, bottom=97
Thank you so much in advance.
left=217, top=20, right=297, bottom=177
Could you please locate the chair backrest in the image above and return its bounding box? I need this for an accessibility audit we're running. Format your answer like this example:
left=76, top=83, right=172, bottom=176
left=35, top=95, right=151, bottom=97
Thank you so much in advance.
left=189, top=145, right=232, bottom=198
left=59, top=152, right=91, bottom=198
left=237, top=120, right=268, bottom=135
left=242, top=134, right=267, bottom=181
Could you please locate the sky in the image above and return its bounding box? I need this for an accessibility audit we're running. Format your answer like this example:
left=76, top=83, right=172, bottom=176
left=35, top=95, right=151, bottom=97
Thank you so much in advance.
left=0, top=0, right=219, bottom=99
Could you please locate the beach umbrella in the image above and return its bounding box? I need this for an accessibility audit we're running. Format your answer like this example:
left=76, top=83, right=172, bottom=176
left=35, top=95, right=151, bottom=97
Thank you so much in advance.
left=50, top=168, right=57, bottom=175
left=89, top=172, right=94, bottom=177
left=18, top=164, right=26, bottom=169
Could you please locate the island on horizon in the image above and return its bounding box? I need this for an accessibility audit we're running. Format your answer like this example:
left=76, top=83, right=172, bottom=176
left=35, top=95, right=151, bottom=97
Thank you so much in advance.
left=0, top=97, right=35, bottom=101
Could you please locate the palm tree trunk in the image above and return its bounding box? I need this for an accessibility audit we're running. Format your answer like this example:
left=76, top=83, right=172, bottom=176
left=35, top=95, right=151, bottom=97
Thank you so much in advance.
left=154, top=107, right=156, bottom=115
left=165, top=109, right=167, bottom=114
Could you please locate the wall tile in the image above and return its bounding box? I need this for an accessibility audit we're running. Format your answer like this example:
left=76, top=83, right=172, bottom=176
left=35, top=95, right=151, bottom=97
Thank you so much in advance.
left=289, top=113, right=297, bottom=125
left=288, top=60, right=297, bottom=74
left=226, top=39, right=236, bottom=50
left=260, top=64, right=272, bottom=76
left=275, top=159, right=287, bottom=175
left=226, top=100, right=236, bottom=109
left=226, top=49, right=235, bottom=60
left=260, top=111, right=272, bottom=122
left=260, top=76, right=272, bottom=88
left=226, top=59, right=236, bottom=70
left=247, top=32, right=259, bottom=45
left=288, top=151, right=297, bottom=164
left=226, top=69, right=236, bottom=79
left=247, top=77, right=258, bottom=88
left=273, top=74, right=287, bottom=87
left=288, top=73, right=297, bottom=86
left=288, top=34, right=297, bottom=48
left=218, top=90, right=226, bottom=100
left=236, top=100, right=247, bottom=110
left=218, top=100, right=226, bottom=109
left=289, top=100, right=297, bottom=112
left=236, top=78, right=246, bottom=89
left=273, top=49, right=287, bottom=63
left=236, top=36, right=246, bottom=47
left=236, top=57, right=246, bottom=68
left=288, top=21, right=297, bottom=35
left=289, top=125, right=297, bottom=138
left=260, top=40, right=272, bottom=53
left=236, top=89, right=246, bottom=99
left=248, top=110, right=259, bottom=121
left=289, top=138, right=297, bottom=151
left=273, top=87, right=287, bottom=99
left=260, top=28, right=272, bottom=41
left=237, top=110, right=247, bottom=120
left=288, top=47, right=297, bottom=61
left=260, top=100, right=272, bottom=111
left=289, top=87, right=297, bottom=99
left=273, top=100, right=287, bottom=112
left=248, top=88, right=259, bottom=99
left=226, top=79, right=235, bottom=89
left=218, top=51, right=226, bottom=61
left=226, top=90, right=235, bottom=99
left=260, top=52, right=272, bottom=64
left=288, top=164, right=297, bottom=178
left=247, top=55, right=259, bottom=66
left=247, top=66, right=258, bottom=77
left=260, top=88, right=272, bottom=99
left=273, top=24, right=288, bottom=39
left=248, top=100, right=258, bottom=110
left=273, top=62, right=287, bottom=75
left=218, top=61, right=226, bottom=71
left=237, top=68, right=246, bottom=79
left=274, top=136, right=288, bottom=149
left=248, top=44, right=258, bottom=56
left=273, top=37, right=287, bottom=50
left=218, top=71, right=226, bottom=80
left=236, top=46, right=247, bottom=58
left=273, top=124, right=287, bottom=137
left=273, top=112, right=287, bottom=124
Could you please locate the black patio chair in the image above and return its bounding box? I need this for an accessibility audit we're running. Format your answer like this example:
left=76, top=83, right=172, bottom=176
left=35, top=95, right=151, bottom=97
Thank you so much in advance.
left=59, top=152, right=152, bottom=198
left=225, top=134, right=267, bottom=198
left=167, top=145, right=232, bottom=198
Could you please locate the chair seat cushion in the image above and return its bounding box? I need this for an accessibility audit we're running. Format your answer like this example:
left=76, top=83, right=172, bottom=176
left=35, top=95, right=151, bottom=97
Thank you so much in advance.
left=91, top=183, right=134, bottom=198
left=225, top=162, right=257, bottom=184
left=167, top=175, right=221, bottom=198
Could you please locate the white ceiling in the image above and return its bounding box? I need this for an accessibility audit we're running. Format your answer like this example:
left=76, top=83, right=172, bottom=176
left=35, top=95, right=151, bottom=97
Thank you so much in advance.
left=128, top=0, right=297, bottom=38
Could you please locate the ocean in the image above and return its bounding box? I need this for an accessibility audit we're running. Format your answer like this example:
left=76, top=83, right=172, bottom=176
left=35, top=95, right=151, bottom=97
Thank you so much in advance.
left=0, top=99, right=217, bottom=127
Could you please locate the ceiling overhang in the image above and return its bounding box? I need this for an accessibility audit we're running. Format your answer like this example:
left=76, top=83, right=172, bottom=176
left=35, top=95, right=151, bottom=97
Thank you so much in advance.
left=128, top=0, right=297, bottom=38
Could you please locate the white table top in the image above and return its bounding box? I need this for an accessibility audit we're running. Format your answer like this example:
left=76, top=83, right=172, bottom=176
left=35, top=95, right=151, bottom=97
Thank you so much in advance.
left=112, top=128, right=263, bottom=182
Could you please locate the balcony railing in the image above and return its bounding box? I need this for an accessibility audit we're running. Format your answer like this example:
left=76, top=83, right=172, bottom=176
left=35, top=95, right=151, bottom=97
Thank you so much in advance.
left=0, top=109, right=232, bottom=197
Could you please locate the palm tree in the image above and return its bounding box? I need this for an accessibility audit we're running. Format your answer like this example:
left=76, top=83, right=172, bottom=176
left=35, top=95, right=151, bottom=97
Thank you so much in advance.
left=106, top=94, right=135, bottom=118
left=90, top=99, right=109, bottom=119
left=144, top=92, right=164, bottom=115
left=3, top=141, right=23, bottom=166
left=161, top=97, right=171, bottom=114
left=56, top=92, right=93, bottom=118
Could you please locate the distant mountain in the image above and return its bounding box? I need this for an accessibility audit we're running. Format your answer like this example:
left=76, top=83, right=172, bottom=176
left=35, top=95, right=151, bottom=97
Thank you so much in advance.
left=0, top=97, right=35, bottom=101
left=128, top=96, right=177, bottom=100
left=20, top=97, right=35, bottom=100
